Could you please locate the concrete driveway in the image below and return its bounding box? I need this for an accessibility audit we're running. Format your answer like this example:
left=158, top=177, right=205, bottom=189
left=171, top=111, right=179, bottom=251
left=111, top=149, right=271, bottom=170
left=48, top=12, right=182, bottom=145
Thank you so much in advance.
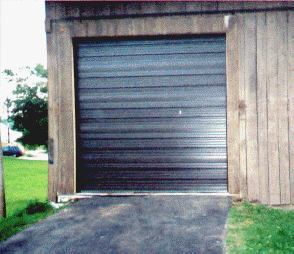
left=0, top=195, right=232, bottom=253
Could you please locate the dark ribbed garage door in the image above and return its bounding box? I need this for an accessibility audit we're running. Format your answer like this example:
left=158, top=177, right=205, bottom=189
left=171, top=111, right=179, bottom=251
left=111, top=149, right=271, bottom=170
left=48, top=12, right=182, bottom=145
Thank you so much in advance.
left=75, top=36, right=227, bottom=193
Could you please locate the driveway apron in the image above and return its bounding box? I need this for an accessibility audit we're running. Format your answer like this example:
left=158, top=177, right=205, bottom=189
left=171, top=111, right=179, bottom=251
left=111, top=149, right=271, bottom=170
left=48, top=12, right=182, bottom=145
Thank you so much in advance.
left=0, top=195, right=232, bottom=253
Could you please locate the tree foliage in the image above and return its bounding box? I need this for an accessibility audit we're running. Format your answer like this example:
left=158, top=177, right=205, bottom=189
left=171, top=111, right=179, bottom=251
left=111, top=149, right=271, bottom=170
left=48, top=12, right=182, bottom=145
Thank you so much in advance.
left=32, top=64, right=47, bottom=79
left=4, top=64, right=48, bottom=149
left=4, top=98, right=12, bottom=121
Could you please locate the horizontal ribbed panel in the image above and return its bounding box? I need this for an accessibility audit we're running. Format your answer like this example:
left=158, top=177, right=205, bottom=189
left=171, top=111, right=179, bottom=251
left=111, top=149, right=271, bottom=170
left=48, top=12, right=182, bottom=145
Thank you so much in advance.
left=82, top=181, right=228, bottom=192
left=78, top=75, right=226, bottom=89
left=79, top=107, right=226, bottom=119
left=75, top=36, right=227, bottom=192
left=77, top=38, right=226, bottom=57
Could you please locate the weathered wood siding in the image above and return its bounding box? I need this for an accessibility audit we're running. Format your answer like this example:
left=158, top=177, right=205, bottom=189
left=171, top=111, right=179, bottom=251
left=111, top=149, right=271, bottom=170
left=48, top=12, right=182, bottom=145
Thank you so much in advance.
left=46, top=2, right=293, bottom=205
left=238, top=11, right=292, bottom=205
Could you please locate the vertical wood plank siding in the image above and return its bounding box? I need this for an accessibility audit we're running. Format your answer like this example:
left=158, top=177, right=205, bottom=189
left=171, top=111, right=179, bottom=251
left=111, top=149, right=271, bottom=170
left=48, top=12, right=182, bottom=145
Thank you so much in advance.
left=244, top=13, right=259, bottom=202
left=277, top=12, right=290, bottom=205
left=238, top=15, right=247, bottom=200
left=237, top=11, right=291, bottom=205
left=226, top=17, right=240, bottom=195
left=288, top=12, right=293, bottom=205
left=267, top=12, right=281, bottom=205
left=46, top=1, right=292, bottom=205
left=256, top=12, right=270, bottom=205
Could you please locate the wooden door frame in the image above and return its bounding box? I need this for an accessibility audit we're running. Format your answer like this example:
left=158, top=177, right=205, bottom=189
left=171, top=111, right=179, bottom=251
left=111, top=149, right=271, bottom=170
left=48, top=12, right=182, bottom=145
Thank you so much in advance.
left=47, top=13, right=240, bottom=201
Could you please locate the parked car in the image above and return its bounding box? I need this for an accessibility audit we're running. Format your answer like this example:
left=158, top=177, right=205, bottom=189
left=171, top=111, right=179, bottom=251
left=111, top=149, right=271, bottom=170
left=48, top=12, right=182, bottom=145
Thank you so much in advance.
left=2, top=146, right=24, bottom=157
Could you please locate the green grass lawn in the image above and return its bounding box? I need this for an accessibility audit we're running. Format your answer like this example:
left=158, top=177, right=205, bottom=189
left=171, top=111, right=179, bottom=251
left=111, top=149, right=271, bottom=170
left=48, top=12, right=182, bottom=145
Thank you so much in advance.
left=0, top=157, right=54, bottom=242
left=226, top=201, right=293, bottom=252
left=3, top=157, right=48, bottom=216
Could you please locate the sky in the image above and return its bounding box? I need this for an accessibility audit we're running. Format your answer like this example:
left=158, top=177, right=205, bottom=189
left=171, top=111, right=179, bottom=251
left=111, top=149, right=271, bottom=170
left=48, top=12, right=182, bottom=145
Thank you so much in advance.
left=0, top=0, right=47, bottom=70
left=0, top=0, right=47, bottom=118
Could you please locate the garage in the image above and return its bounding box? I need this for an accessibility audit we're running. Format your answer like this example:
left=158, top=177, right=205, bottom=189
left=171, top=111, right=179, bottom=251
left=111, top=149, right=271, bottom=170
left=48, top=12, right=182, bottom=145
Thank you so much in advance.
left=46, top=1, right=292, bottom=205
left=75, top=36, right=227, bottom=193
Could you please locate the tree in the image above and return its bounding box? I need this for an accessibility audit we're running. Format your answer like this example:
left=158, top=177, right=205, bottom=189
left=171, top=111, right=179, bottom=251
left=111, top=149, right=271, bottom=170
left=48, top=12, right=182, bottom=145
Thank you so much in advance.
left=3, top=69, right=14, bottom=80
left=4, top=64, right=48, bottom=149
left=0, top=69, right=14, bottom=123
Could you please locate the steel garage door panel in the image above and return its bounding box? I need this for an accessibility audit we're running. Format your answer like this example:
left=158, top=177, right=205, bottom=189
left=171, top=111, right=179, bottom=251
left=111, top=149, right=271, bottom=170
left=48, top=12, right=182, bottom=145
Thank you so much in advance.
left=75, top=36, right=227, bottom=192
left=78, top=75, right=226, bottom=89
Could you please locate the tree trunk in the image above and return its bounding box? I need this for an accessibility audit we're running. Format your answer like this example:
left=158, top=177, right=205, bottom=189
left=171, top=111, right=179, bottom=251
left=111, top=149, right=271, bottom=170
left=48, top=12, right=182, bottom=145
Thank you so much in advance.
left=0, top=127, right=7, bottom=218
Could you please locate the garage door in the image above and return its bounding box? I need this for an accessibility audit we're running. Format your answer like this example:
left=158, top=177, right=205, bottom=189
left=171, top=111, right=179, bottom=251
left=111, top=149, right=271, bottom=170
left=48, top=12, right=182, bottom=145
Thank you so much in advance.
left=75, top=36, right=227, bottom=193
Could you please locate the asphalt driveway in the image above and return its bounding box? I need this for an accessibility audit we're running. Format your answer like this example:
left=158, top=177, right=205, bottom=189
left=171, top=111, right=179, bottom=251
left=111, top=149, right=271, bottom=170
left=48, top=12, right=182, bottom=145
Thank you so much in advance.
left=0, top=195, right=232, bottom=253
